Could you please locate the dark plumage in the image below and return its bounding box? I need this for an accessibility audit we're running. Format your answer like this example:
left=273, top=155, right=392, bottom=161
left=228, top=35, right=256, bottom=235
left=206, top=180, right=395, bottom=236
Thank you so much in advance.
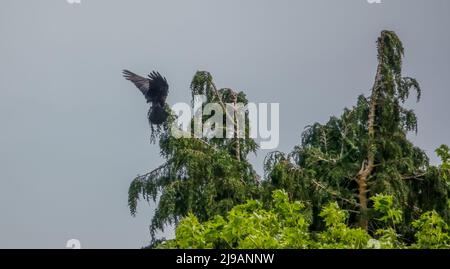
left=148, top=104, right=168, bottom=125
left=122, top=69, right=169, bottom=125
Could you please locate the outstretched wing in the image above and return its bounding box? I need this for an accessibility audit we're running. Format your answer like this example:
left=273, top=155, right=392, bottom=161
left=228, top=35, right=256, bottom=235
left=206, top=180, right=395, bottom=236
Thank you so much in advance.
left=122, top=69, right=150, bottom=98
left=123, top=70, right=169, bottom=104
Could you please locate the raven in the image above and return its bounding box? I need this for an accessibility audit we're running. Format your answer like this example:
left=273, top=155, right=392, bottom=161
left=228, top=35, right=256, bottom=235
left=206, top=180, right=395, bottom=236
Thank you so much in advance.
left=122, top=69, right=169, bottom=125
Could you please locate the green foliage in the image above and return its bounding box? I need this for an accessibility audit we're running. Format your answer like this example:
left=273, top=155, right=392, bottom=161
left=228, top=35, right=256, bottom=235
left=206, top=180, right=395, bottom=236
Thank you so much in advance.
left=371, top=194, right=402, bottom=226
left=129, top=30, right=450, bottom=249
left=317, top=202, right=370, bottom=249
left=319, top=202, right=347, bottom=227
left=371, top=194, right=404, bottom=248
left=262, top=31, right=449, bottom=240
left=164, top=191, right=450, bottom=249
left=163, top=190, right=311, bottom=249
left=128, top=71, right=260, bottom=241
left=436, top=145, right=450, bottom=182
left=412, top=211, right=450, bottom=249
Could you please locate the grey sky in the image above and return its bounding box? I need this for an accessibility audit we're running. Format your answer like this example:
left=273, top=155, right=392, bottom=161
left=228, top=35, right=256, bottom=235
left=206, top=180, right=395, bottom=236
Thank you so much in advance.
left=0, top=0, right=449, bottom=248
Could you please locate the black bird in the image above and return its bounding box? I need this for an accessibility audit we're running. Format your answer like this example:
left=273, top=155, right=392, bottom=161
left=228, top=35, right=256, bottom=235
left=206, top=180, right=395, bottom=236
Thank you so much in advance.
left=122, top=69, right=169, bottom=125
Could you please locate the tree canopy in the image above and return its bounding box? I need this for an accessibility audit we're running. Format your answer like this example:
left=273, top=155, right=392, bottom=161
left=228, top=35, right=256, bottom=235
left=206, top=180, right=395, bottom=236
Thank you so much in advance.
left=128, top=30, right=450, bottom=248
left=128, top=71, right=259, bottom=241
left=263, top=31, right=450, bottom=239
left=158, top=190, right=450, bottom=249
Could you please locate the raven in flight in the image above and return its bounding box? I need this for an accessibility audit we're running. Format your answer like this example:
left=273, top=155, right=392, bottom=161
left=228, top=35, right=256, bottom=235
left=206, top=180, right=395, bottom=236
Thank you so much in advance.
left=122, top=70, right=169, bottom=125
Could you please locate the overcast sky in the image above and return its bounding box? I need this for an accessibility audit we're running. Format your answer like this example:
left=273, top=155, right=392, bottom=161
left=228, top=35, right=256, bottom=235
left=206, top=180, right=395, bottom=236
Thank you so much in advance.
left=1, top=0, right=449, bottom=248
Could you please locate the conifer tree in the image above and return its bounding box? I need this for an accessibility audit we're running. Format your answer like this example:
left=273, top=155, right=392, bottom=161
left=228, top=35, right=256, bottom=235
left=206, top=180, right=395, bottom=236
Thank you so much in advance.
left=264, top=31, right=450, bottom=238
left=129, top=31, right=450, bottom=246
left=128, top=71, right=259, bottom=242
